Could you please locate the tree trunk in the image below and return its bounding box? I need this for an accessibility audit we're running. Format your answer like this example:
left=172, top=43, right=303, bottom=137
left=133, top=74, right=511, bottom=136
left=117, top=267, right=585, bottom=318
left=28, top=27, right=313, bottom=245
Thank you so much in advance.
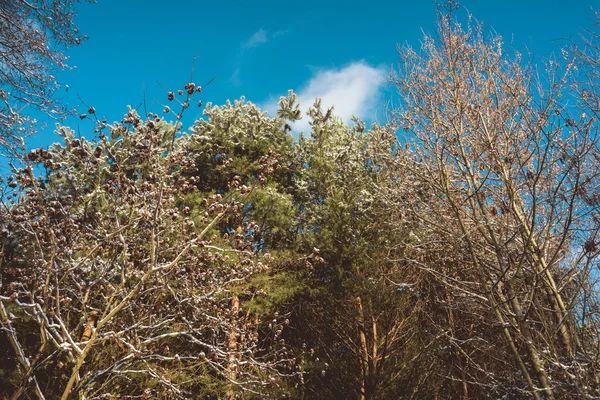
left=225, top=294, right=240, bottom=400
left=505, top=285, right=554, bottom=400
left=357, top=296, right=369, bottom=400
left=355, top=296, right=380, bottom=400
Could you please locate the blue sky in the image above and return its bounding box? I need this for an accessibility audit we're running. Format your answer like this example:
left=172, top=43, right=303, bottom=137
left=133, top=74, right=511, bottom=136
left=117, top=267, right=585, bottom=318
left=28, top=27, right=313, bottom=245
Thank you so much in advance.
left=28, top=0, right=599, bottom=149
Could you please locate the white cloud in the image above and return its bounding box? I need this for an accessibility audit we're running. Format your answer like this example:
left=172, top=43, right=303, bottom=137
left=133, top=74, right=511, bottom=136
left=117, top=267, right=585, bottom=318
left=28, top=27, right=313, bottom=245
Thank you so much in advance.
left=243, top=28, right=268, bottom=48
left=272, top=29, right=291, bottom=38
left=235, top=28, right=291, bottom=85
left=229, top=67, right=241, bottom=86
left=263, top=61, right=386, bottom=133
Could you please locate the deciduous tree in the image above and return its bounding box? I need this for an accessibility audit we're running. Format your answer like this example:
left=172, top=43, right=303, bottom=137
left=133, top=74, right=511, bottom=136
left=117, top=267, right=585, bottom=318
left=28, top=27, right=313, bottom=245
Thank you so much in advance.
left=0, top=0, right=87, bottom=153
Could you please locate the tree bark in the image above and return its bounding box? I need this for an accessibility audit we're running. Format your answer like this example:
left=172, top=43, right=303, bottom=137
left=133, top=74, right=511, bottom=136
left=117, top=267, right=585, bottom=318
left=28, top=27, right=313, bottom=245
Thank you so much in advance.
left=225, top=294, right=240, bottom=400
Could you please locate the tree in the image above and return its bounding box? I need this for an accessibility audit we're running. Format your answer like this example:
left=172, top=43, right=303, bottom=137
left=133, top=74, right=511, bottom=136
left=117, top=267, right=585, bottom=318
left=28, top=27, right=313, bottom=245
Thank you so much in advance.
left=181, top=95, right=298, bottom=251
left=273, top=100, right=430, bottom=400
left=389, top=12, right=600, bottom=398
left=0, top=87, right=298, bottom=399
left=572, top=10, right=600, bottom=120
left=2, top=6, right=600, bottom=399
left=0, top=0, right=88, bottom=153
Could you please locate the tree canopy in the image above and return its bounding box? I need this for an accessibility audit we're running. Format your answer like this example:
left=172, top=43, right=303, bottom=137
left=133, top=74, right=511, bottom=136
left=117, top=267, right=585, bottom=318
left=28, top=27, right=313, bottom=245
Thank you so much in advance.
left=1, top=7, right=600, bottom=400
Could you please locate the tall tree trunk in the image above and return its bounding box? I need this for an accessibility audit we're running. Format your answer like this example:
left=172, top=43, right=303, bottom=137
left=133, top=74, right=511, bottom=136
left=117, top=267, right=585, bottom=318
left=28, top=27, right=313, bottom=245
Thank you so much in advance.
left=505, top=285, right=554, bottom=400
left=225, top=294, right=240, bottom=400
left=370, top=314, right=379, bottom=399
left=357, top=296, right=369, bottom=400
left=355, top=296, right=381, bottom=400
left=443, top=266, right=468, bottom=400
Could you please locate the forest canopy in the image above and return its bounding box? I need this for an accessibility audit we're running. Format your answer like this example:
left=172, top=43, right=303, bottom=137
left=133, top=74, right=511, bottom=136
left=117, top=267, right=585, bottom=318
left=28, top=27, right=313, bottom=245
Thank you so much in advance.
left=1, top=4, right=600, bottom=400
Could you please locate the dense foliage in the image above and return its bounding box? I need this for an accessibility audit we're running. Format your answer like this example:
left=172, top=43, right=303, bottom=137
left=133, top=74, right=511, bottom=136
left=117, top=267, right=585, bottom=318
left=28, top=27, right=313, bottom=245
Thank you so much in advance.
left=1, top=7, right=600, bottom=400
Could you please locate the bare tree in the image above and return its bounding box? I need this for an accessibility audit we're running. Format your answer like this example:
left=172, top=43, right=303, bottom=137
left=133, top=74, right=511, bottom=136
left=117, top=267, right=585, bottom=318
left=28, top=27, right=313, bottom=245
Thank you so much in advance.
left=390, top=12, right=600, bottom=398
left=573, top=10, right=600, bottom=119
left=0, top=0, right=88, bottom=153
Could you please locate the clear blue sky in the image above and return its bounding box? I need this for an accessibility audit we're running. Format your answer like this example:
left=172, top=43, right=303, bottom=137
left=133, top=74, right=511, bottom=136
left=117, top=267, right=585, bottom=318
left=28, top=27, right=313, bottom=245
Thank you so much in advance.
left=28, top=0, right=599, bottom=149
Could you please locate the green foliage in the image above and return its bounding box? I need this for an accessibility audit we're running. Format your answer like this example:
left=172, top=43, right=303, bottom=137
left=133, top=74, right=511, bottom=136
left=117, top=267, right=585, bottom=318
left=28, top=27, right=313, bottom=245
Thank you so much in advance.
left=244, top=270, right=310, bottom=315
left=2, top=12, right=600, bottom=399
